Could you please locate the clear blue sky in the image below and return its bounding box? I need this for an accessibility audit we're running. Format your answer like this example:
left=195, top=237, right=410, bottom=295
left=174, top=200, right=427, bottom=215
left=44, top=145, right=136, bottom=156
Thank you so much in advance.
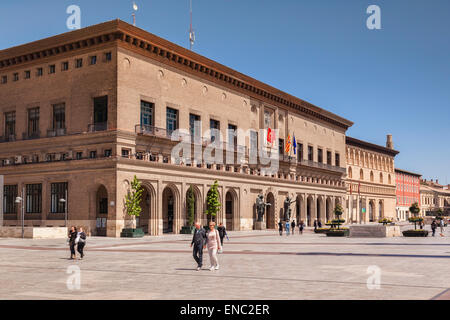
left=1, top=0, right=449, bottom=182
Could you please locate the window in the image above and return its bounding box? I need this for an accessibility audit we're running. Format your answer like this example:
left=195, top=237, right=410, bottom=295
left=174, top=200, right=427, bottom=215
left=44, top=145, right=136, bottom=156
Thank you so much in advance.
left=121, top=149, right=130, bottom=158
left=264, top=110, right=273, bottom=128
left=189, top=114, right=201, bottom=142
left=250, top=130, right=258, bottom=154
left=75, top=58, right=83, bottom=68
left=5, top=112, right=16, bottom=138
left=318, top=148, right=323, bottom=163
left=3, top=185, right=18, bottom=214
left=37, top=68, right=43, bottom=77
left=49, top=65, right=56, bottom=74
left=90, top=56, right=97, bottom=65
left=13, top=73, right=19, bottom=81
left=327, top=151, right=332, bottom=165
left=140, top=101, right=154, bottom=128
left=53, top=103, right=65, bottom=130
left=308, top=146, right=314, bottom=161
left=335, top=153, right=340, bottom=167
left=50, top=183, right=68, bottom=214
left=210, top=119, right=220, bottom=143
left=348, top=167, right=353, bottom=179
left=360, top=169, right=364, bottom=180
left=279, top=139, right=284, bottom=156
left=297, top=143, right=304, bottom=162
left=105, top=52, right=112, bottom=62
left=24, top=70, right=31, bottom=79
left=26, top=184, right=42, bottom=214
left=228, top=124, right=237, bottom=147
left=1, top=75, right=7, bottom=84
left=93, top=96, right=108, bottom=129
left=62, top=62, right=69, bottom=71
left=76, top=152, right=83, bottom=160
left=166, top=107, right=178, bottom=136
left=28, top=107, right=40, bottom=137
left=90, top=151, right=97, bottom=159
left=104, top=149, right=112, bottom=157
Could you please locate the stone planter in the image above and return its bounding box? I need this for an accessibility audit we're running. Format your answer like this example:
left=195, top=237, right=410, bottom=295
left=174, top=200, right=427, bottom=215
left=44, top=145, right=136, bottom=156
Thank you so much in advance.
left=120, top=228, right=145, bottom=238
left=180, top=226, right=196, bottom=234
left=402, top=230, right=429, bottom=237
left=326, top=229, right=349, bottom=237
left=314, top=228, right=329, bottom=234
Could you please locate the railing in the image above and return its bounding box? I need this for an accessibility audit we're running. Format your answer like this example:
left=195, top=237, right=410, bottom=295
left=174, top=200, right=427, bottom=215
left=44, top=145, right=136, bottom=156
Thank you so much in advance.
left=47, top=128, right=67, bottom=137
left=88, top=122, right=108, bottom=132
left=22, top=132, right=40, bottom=140
left=0, top=134, right=16, bottom=143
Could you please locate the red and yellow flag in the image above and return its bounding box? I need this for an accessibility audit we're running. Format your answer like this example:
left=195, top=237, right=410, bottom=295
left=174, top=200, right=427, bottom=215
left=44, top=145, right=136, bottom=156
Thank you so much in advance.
left=285, top=135, right=292, bottom=154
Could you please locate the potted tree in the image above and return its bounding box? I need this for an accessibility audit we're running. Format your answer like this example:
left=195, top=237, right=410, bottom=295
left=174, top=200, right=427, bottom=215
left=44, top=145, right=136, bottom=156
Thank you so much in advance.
left=378, top=218, right=393, bottom=226
left=121, top=175, right=145, bottom=238
left=325, top=204, right=349, bottom=237
left=204, top=180, right=221, bottom=230
left=181, top=186, right=196, bottom=234
left=403, top=202, right=428, bottom=237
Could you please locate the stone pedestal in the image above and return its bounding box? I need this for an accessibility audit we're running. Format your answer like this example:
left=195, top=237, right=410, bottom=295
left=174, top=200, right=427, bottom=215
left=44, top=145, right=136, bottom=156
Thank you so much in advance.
left=255, top=221, right=266, bottom=230
left=349, top=224, right=401, bottom=238
left=0, top=227, right=67, bottom=239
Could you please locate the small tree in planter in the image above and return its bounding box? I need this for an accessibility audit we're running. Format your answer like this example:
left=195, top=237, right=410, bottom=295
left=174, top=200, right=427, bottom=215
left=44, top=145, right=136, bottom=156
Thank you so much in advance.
left=121, top=175, right=145, bottom=238
left=378, top=218, right=393, bottom=226
left=181, top=186, right=196, bottom=234
left=403, top=202, right=428, bottom=237
left=205, top=180, right=221, bottom=228
left=326, top=204, right=349, bottom=237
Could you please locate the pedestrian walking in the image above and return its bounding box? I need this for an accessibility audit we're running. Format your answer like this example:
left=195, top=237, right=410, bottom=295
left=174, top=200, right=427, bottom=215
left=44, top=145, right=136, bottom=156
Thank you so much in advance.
left=291, top=220, right=296, bottom=235
left=431, top=220, right=437, bottom=237
left=191, top=222, right=207, bottom=271
left=68, top=226, right=77, bottom=260
left=217, top=223, right=227, bottom=247
left=299, top=220, right=304, bottom=234
left=76, top=227, right=87, bottom=259
left=285, top=220, right=290, bottom=236
left=278, top=221, right=283, bottom=236
left=439, top=219, right=445, bottom=236
left=318, top=220, right=322, bottom=228
left=313, top=220, right=318, bottom=231
left=206, top=222, right=221, bottom=271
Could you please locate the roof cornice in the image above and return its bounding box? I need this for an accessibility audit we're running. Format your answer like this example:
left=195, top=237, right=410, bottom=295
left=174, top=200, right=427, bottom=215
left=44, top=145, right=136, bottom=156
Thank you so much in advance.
left=346, top=136, right=400, bottom=157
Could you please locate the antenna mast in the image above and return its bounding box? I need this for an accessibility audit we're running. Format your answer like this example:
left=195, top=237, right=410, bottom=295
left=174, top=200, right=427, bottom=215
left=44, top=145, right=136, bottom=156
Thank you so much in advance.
left=189, top=0, right=195, bottom=50
left=132, top=2, right=138, bottom=26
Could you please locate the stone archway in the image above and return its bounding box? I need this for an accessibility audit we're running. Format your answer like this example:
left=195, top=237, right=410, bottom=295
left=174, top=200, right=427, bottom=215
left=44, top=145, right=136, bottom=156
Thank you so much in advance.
left=295, top=195, right=303, bottom=224
left=326, top=197, right=333, bottom=222
left=185, top=185, right=202, bottom=227
left=379, top=200, right=384, bottom=219
left=225, top=189, right=238, bottom=231
left=138, top=183, right=156, bottom=234
left=369, top=200, right=375, bottom=222
left=96, top=185, right=108, bottom=237
left=266, top=192, right=275, bottom=229
left=162, top=185, right=180, bottom=234
left=307, top=195, right=315, bottom=227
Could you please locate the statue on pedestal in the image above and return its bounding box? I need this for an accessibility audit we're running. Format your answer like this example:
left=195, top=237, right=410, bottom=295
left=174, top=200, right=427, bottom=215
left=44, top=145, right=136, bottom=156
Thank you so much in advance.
left=256, top=194, right=271, bottom=222
left=283, top=196, right=297, bottom=221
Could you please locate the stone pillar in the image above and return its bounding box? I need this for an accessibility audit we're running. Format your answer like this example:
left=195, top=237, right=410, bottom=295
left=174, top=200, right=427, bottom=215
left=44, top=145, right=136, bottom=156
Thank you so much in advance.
left=151, top=181, right=163, bottom=236
left=0, top=175, right=3, bottom=227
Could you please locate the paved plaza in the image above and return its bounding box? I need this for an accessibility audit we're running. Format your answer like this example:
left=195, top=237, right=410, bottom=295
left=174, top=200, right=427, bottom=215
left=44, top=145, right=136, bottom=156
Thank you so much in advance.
left=0, top=225, right=449, bottom=300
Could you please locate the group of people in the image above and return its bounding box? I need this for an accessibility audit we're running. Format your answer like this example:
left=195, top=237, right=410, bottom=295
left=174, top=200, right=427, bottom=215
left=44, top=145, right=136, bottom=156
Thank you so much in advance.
left=191, top=222, right=228, bottom=271
left=68, top=226, right=87, bottom=260
left=278, top=220, right=305, bottom=236
left=430, top=219, right=446, bottom=237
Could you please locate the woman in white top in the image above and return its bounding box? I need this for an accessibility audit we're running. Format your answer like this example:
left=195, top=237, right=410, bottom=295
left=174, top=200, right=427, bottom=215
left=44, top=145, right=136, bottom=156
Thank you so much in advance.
left=206, top=222, right=222, bottom=271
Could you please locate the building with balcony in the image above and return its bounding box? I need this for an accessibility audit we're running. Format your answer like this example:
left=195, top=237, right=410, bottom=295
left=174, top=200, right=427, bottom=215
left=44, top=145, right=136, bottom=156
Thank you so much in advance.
left=420, top=179, right=450, bottom=217
left=0, top=20, right=356, bottom=236
left=395, top=168, right=422, bottom=221
left=345, top=135, right=399, bottom=223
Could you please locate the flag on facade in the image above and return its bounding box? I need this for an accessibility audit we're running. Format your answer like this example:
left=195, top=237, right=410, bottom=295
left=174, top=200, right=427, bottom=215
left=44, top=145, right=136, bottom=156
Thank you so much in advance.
left=293, top=135, right=297, bottom=155
left=267, top=128, right=273, bottom=144
left=285, top=134, right=292, bottom=154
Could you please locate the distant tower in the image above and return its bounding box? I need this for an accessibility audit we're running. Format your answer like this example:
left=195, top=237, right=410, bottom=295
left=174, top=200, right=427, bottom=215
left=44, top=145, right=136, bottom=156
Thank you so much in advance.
left=189, top=0, right=195, bottom=50
left=132, top=2, right=138, bottom=26
left=386, top=134, right=394, bottom=149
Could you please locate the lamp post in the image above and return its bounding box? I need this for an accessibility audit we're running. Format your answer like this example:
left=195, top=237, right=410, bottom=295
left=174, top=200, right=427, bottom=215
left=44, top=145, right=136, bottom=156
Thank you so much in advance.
left=15, top=191, right=25, bottom=239
left=59, top=189, right=68, bottom=228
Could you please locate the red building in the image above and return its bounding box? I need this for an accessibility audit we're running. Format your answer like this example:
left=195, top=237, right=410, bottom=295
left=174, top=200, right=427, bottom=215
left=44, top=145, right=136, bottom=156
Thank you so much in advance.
left=395, top=169, right=422, bottom=220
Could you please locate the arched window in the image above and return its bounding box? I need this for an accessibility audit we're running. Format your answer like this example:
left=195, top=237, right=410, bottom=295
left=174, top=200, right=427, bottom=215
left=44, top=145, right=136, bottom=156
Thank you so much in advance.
left=370, top=171, right=374, bottom=182
left=380, top=173, right=383, bottom=183
left=348, top=167, right=353, bottom=179
left=360, top=169, right=364, bottom=180
left=388, top=174, right=392, bottom=184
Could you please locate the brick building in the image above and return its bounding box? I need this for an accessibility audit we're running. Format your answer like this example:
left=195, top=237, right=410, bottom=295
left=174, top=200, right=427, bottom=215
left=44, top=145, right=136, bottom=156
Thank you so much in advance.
left=394, top=169, right=422, bottom=221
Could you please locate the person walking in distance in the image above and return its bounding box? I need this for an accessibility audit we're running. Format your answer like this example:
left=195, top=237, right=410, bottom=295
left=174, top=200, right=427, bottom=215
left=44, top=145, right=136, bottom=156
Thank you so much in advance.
left=278, top=221, right=283, bottom=236
left=76, top=227, right=87, bottom=259
left=313, top=219, right=318, bottom=231
left=191, top=222, right=206, bottom=271
left=68, top=226, right=77, bottom=260
left=217, top=223, right=228, bottom=247
left=299, top=220, right=304, bottom=235
left=439, top=219, right=445, bottom=237
left=285, top=220, right=290, bottom=236
left=206, top=222, right=221, bottom=271
left=431, top=220, right=437, bottom=237
left=291, top=220, right=296, bottom=235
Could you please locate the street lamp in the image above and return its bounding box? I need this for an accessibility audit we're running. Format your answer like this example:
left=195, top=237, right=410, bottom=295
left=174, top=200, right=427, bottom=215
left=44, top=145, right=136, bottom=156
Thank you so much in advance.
left=59, top=189, right=68, bottom=227
left=15, top=194, right=24, bottom=239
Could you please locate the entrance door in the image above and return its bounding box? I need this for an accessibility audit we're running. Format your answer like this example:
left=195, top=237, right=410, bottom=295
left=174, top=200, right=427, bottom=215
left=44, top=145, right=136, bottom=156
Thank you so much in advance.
left=226, top=192, right=233, bottom=230
left=96, top=187, right=108, bottom=236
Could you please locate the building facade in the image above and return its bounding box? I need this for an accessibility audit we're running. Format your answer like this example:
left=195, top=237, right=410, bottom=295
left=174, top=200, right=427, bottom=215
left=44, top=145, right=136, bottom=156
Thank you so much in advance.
left=345, top=135, right=399, bottom=223
left=395, top=169, right=422, bottom=221
left=0, top=20, right=355, bottom=237
left=420, top=180, right=450, bottom=217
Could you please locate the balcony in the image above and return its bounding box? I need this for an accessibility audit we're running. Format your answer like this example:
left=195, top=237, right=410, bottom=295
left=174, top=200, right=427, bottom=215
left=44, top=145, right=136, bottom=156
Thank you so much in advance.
left=88, top=122, right=108, bottom=132
left=47, top=128, right=67, bottom=137
left=135, top=125, right=191, bottom=141
left=23, top=132, right=41, bottom=140
left=0, top=134, right=16, bottom=143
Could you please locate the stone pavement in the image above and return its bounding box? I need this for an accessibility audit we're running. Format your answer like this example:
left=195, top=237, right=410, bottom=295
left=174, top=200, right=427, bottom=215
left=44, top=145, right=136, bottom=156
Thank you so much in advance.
left=0, top=226, right=449, bottom=300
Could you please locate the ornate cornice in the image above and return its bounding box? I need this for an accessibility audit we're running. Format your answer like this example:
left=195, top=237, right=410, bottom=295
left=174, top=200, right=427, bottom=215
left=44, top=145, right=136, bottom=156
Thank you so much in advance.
left=346, top=136, right=399, bottom=157
left=0, top=19, right=354, bottom=130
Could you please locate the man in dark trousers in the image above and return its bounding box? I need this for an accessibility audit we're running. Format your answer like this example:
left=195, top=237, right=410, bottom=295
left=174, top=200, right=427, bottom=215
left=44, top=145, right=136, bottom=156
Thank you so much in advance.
left=291, top=220, right=296, bottom=235
left=191, top=222, right=206, bottom=271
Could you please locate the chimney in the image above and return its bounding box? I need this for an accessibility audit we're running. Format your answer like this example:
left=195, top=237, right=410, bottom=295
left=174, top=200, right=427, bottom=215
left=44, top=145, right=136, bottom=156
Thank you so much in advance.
left=386, top=134, right=393, bottom=149
left=436, top=179, right=439, bottom=185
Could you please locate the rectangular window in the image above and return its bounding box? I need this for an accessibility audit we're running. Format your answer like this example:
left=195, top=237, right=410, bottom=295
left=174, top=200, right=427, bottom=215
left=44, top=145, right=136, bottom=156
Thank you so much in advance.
left=210, top=119, right=220, bottom=143
left=166, top=108, right=178, bottom=136
left=121, top=149, right=130, bottom=158
left=24, top=70, right=31, bottom=79
left=327, top=151, right=332, bottom=165
left=140, top=101, right=154, bottom=128
left=264, top=110, right=273, bottom=128
left=279, top=139, right=284, bottom=156
left=3, top=185, right=18, bottom=214
left=5, top=111, right=16, bottom=138
left=93, top=96, right=108, bottom=130
left=189, top=114, right=201, bottom=142
left=37, top=68, right=43, bottom=77
left=297, top=143, right=304, bottom=162
left=335, top=153, right=340, bottom=167
left=104, top=149, right=112, bottom=157
left=318, top=148, right=323, bottom=163
left=90, top=56, right=97, bottom=65
left=76, top=152, right=83, bottom=160
left=228, top=124, right=237, bottom=147
left=62, top=62, right=69, bottom=71
left=26, top=184, right=42, bottom=214
left=28, top=107, right=40, bottom=137
left=308, top=146, right=314, bottom=161
left=75, top=58, right=83, bottom=68
left=13, top=73, right=19, bottom=81
left=53, top=103, right=65, bottom=130
left=50, top=182, right=68, bottom=214
left=90, top=151, right=97, bottom=159
left=250, top=130, right=258, bottom=155
left=105, top=52, right=112, bottom=62
left=49, top=65, right=56, bottom=74
left=1, top=75, right=7, bottom=84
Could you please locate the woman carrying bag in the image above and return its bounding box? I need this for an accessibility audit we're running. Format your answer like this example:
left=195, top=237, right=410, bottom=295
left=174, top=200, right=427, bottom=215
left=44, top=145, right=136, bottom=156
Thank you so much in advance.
left=206, top=222, right=222, bottom=271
